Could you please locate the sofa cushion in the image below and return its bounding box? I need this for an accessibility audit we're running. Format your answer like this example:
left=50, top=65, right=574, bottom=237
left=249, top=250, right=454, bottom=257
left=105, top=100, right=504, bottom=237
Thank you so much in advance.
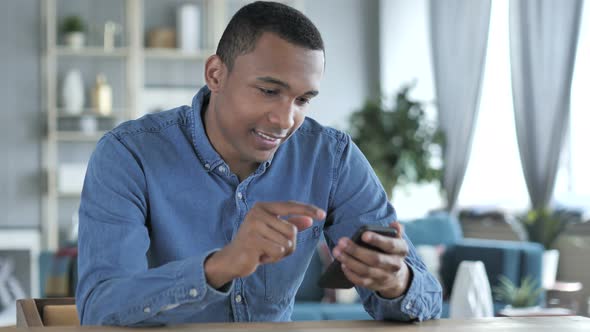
left=441, top=239, right=523, bottom=297
left=292, top=302, right=371, bottom=321
left=291, top=303, right=324, bottom=321
left=403, top=214, right=463, bottom=246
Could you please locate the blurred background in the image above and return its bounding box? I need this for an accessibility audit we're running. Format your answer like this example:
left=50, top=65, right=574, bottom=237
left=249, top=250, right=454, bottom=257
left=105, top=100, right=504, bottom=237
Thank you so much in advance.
left=1, top=0, right=589, bottom=326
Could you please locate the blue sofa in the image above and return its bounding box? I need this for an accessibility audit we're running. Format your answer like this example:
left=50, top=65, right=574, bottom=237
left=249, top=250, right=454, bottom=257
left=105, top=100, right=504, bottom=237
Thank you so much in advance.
left=292, top=213, right=544, bottom=320
left=403, top=213, right=544, bottom=317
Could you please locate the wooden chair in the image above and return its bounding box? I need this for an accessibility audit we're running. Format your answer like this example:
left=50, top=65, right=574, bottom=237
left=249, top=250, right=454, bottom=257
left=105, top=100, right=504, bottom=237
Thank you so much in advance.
left=16, top=298, right=80, bottom=327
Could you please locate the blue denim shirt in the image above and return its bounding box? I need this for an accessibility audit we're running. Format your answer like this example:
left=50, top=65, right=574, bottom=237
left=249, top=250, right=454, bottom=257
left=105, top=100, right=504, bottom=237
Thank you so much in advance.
left=76, top=86, right=442, bottom=326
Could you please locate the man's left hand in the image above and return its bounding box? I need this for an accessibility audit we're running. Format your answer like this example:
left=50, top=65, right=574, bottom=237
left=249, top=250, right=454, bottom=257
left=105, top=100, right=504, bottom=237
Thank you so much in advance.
left=332, top=221, right=411, bottom=299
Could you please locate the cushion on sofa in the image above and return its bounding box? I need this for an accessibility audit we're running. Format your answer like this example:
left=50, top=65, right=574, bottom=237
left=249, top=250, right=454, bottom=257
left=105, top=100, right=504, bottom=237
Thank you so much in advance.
left=403, top=215, right=463, bottom=246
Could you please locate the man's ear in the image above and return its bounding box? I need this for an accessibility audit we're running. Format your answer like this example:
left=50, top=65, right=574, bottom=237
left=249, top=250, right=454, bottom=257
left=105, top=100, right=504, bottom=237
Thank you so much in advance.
left=204, top=55, right=227, bottom=93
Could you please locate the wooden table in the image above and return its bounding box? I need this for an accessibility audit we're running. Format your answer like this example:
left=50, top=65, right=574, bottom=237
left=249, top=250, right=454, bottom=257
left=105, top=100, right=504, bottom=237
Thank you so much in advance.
left=1, top=317, right=589, bottom=331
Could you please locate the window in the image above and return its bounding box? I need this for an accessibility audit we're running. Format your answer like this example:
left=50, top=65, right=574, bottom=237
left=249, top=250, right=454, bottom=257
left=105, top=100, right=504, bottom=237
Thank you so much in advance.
left=383, top=0, right=589, bottom=218
left=554, top=3, right=590, bottom=210
left=457, top=0, right=529, bottom=211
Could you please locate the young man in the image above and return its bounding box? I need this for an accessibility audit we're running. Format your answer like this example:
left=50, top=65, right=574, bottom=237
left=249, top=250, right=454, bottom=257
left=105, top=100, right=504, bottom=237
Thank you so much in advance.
left=76, top=1, right=442, bottom=326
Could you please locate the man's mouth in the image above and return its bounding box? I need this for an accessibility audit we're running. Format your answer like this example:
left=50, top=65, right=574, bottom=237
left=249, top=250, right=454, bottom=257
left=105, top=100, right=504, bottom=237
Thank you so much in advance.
left=253, top=130, right=285, bottom=142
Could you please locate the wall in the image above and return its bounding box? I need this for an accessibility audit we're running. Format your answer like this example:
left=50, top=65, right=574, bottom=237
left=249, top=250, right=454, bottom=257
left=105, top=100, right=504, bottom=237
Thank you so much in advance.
left=0, top=0, right=41, bottom=228
left=305, top=0, right=380, bottom=131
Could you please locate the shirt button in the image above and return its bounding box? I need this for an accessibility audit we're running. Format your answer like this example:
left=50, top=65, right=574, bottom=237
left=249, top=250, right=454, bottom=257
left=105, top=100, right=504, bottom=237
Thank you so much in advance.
left=204, top=163, right=210, bottom=170
left=237, top=192, right=243, bottom=200
left=143, top=307, right=151, bottom=313
left=218, top=165, right=226, bottom=173
left=405, top=302, right=412, bottom=310
left=189, top=288, right=198, bottom=297
left=235, top=294, right=243, bottom=303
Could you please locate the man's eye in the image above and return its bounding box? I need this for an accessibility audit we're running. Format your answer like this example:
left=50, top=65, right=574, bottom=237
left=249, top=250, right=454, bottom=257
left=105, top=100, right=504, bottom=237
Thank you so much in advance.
left=258, top=87, right=278, bottom=96
left=296, top=97, right=310, bottom=105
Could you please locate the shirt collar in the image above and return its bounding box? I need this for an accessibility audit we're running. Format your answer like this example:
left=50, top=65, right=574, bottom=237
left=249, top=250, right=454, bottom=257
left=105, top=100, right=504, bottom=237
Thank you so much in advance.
left=191, top=86, right=224, bottom=172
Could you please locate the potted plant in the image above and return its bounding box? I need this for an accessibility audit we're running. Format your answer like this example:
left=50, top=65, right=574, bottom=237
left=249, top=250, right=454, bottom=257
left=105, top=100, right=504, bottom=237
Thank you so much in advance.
left=518, top=208, right=582, bottom=288
left=348, top=83, right=444, bottom=197
left=61, top=15, right=86, bottom=49
left=493, top=275, right=543, bottom=310
left=519, top=208, right=580, bottom=250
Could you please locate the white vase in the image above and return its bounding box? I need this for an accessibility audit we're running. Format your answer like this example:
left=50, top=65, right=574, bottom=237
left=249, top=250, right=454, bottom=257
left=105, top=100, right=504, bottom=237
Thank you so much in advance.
left=65, top=32, right=85, bottom=49
left=449, top=261, right=494, bottom=318
left=61, top=69, right=85, bottom=115
left=176, top=4, right=200, bottom=52
left=542, top=249, right=560, bottom=289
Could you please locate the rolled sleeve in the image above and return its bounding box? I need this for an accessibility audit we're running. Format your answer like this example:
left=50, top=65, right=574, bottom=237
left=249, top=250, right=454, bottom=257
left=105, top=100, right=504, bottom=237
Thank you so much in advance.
left=367, top=259, right=443, bottom=322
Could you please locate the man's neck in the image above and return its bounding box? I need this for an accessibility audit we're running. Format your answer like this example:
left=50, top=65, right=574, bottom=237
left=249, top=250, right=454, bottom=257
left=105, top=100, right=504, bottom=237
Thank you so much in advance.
left=201, top=98, right=258, bottom=182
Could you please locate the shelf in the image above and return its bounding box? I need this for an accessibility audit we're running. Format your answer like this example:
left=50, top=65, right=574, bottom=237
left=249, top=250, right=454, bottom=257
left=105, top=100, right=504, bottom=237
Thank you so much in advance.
left=143, top=48, right=214, bottom=60
left=57, top=112, right=120, bottom=120
left=55, top=131, right=107, bottom=142
left=55, top=46, right=129, bottom=57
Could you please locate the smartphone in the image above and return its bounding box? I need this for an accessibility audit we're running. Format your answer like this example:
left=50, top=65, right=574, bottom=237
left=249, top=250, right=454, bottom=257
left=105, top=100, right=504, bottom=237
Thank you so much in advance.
left=317, top=225, right=398, bottom=289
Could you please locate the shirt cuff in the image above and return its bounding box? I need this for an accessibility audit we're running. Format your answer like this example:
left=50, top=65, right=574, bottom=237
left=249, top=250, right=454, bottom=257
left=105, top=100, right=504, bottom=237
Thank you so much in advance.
left=157, top=249, right=235, bottom=313
left=371, top=263, right=425, bottom=321
left=116, top=249, right=234, bottom=325
left=179, top=248, right=235, bottom=304
left=139, top=249, right=235, bottom=318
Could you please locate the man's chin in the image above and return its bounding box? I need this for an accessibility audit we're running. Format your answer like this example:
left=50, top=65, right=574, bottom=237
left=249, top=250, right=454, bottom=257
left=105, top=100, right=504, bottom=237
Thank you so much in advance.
left=251, top=148, right=278, bottom=163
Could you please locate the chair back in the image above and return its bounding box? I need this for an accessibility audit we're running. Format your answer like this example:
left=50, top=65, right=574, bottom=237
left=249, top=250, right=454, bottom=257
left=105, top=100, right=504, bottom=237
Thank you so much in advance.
left=16, top=298, right=79, bottom=327
left=403, top=213, right=464, bottom=246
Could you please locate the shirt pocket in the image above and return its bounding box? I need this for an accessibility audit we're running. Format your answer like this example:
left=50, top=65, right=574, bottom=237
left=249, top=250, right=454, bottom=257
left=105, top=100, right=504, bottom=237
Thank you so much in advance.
left=264, top=223, right=323, bottom=304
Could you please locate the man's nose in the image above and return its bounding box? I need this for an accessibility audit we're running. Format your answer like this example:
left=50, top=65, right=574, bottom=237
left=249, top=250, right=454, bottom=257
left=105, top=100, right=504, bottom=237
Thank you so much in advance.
left=268, top=101, right=296, bottom=130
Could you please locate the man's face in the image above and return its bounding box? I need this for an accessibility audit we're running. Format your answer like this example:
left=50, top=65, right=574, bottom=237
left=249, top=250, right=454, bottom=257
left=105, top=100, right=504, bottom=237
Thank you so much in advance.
left=208, top=32, right=325, bottom=167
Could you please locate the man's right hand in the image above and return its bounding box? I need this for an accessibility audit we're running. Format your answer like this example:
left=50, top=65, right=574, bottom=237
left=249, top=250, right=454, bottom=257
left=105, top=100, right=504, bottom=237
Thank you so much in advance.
left=204, top=201, right=326, bottom=289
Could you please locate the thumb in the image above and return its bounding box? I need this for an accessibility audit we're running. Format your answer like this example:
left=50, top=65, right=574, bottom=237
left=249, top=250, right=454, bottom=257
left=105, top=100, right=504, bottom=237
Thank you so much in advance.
left=389, top=221, right=404, bottom=238
left=285, top=216, right=313, bottom=231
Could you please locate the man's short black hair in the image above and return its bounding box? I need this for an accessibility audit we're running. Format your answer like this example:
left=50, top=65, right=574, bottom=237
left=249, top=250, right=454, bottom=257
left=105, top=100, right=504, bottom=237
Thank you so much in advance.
left=216, top=1, right=325, bottom=71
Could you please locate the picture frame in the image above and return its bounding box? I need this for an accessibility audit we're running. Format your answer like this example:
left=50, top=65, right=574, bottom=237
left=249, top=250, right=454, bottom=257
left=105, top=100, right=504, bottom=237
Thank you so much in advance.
left=0, top=229, right=41, bottom=326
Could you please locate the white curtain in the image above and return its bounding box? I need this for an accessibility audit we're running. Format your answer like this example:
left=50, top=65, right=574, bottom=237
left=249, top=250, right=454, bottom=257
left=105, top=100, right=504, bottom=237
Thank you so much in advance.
left=510, top=0, right=584, bottom=209
left=429, top=0, right=492, bottom=210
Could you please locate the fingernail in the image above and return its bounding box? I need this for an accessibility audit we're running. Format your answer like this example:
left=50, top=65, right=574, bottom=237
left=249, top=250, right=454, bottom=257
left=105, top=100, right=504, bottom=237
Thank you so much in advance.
left=287, top=240, right=293, bottom=248
left=333, top=249, right=341, bottom=258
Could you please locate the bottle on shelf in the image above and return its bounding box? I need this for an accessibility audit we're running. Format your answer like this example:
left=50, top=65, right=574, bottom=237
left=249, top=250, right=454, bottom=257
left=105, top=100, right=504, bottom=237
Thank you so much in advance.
left=91, top=73, right=113, bottom=116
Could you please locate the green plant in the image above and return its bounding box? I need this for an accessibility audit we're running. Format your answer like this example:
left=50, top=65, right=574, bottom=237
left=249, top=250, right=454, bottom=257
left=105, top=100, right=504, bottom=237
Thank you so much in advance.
left=519, top=208, right=581, bottom=249
left=493, top=275, right=542, bottom=308
left=60, top=15, right=86, bottom=34
left=348, top=83, right=444, bottom=196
